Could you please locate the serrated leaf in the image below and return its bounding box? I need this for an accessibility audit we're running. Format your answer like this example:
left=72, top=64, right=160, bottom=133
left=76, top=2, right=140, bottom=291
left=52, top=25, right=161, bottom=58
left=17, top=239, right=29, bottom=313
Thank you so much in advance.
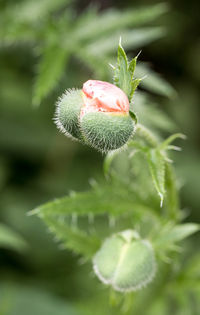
left=159, top=133, right=186, bottom=151
left=146, top=149, right=165, bottom=206
left=33, top=184, right=159, bottom=258
left=33, top=44, right=68, bottom=106
left=34, top=184, right=156, bottom=218
left=114, top=42, right=141, bottom=101
left=44, top=216, right=100, bottom=258
left=12, top=0, right=71, bottom=23
left=87, top=27, right=164, bottom=57
left=114, top=42, right=130, bottom=96
left=135, top=63, right=176, bottom=98
left=73, top=3, right=168, bottom=42
left=133, top=92, right=177, bottom=132
left=0, top=223, right=27, bottom=252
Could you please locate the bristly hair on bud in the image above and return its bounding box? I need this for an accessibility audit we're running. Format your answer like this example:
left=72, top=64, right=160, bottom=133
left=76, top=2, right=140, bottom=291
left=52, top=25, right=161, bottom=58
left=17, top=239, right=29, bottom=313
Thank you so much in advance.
left=54, top=88, right=83, bottom=141
left=80, top=80, right=136, bottom=152
left=93, top=230, right=156, bottom=292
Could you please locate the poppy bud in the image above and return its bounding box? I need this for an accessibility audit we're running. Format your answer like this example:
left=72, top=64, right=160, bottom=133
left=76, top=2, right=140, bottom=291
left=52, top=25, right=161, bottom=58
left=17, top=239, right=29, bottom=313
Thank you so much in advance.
left=55, top=80, right=135, bottom=152
left=93, top=230, right=156, bottom=292
left=80, top=80, right=135, bottom=152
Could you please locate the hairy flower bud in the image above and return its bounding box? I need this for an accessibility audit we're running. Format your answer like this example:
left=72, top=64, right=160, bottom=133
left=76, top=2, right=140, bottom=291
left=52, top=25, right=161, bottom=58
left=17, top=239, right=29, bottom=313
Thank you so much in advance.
left=93, top=230, right=156, bottom=292
left=55, top=80, right=136, bottom=151
left=80, top=80, right=135, bottom=152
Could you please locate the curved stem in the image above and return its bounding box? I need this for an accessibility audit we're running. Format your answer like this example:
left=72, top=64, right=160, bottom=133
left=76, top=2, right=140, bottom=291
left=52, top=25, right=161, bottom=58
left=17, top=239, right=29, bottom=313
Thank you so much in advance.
left=165, top=162, right=180, bottom=221
left=104, top=123, right=180, bottom=220
left=136, top=123, right=158, bottom=148
left=133, top=123, right=180, bottom=221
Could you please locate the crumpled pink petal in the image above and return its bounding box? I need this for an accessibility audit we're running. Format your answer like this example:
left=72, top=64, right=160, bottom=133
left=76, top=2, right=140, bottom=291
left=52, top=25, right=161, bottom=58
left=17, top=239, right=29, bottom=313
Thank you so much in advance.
left=81, top=80, right=129, bottom=118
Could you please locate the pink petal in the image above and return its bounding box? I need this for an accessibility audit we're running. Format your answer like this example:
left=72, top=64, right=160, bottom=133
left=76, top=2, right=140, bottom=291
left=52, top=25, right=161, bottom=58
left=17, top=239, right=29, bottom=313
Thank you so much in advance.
left=81, top=80, right=129, bottom=116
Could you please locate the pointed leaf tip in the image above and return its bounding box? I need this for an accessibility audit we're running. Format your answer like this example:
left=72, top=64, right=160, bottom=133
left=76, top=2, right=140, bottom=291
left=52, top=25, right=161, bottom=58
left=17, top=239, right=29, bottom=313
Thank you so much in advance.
left=114, top=41, right=141, bottom=101
left=146, top=149, right=166, bottom=206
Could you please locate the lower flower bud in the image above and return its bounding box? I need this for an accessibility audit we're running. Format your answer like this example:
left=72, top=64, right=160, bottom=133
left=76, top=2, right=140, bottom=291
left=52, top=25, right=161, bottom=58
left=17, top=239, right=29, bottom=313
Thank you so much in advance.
left=93, top=230, right=156, bottom=292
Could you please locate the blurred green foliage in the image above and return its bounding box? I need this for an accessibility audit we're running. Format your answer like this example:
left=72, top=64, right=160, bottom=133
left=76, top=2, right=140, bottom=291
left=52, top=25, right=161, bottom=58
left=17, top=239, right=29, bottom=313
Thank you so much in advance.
left=0, top=0, right=200, bottom=314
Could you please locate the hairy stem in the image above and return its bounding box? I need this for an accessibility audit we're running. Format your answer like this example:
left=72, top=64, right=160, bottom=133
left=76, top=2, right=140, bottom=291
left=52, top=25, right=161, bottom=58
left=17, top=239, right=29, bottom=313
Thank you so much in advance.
left=134, top=123, right=180, bottom=220
left=165, top=162, right=180, bottom=221
left=136, top=123, right=158, bottom=148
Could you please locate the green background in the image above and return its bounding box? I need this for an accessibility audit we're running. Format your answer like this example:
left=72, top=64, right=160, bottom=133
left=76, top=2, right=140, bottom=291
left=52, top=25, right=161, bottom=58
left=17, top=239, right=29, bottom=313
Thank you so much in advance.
left=0, top=0, right=199, bottom=314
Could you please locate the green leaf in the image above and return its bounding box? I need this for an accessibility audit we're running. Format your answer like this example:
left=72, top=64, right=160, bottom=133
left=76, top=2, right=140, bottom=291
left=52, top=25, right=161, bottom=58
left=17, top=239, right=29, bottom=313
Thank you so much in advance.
left=0, top=223, right=27, bottom=252
left=33, top=44, right=68, bottom=106
left=73, top=3, right=168, bottom=43
left=0, top=22, right=36, bottom=45
left=133, top=92, right=177, bottom=132
left=165, top=223, right=199, bottom=242
left=159, top=133, right=186, bottom=151
left=75, top=49, right=109, bottom=79
left=128, top=57, right=137, bottom=75
left=135, top=63, right=177, bottom=98
left=114, top=41, right=132, bottom=97
left=33, top=184, right=156, bottom=218
left=87, top=28, right=164, bottom=57
left=154, top=223, right=200, bottom=250
left=0, top=283, right=80, bottom=315
left=129, top=110, right=138, bottom=124
left=146, top=149, right=165, bottom=206
left=10, top=0, right=71, bottom=23
left=32, top=184, right=159, bottom=258
left=114, top=41, right=141, bottom=101
left=130, top=78, right=142, bottom=100
left=44, top=216, right=100, bottom=258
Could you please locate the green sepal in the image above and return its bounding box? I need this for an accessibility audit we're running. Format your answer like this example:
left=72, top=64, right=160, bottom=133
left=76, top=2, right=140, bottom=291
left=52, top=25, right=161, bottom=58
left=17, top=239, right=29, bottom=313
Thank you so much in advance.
left=81, top=112, right=135, bottom=152
left=54, top=89, right=83, bottom=141
left=114, top=40, right=141, bottom=101
left=129, top=109, right=138, bottom=124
